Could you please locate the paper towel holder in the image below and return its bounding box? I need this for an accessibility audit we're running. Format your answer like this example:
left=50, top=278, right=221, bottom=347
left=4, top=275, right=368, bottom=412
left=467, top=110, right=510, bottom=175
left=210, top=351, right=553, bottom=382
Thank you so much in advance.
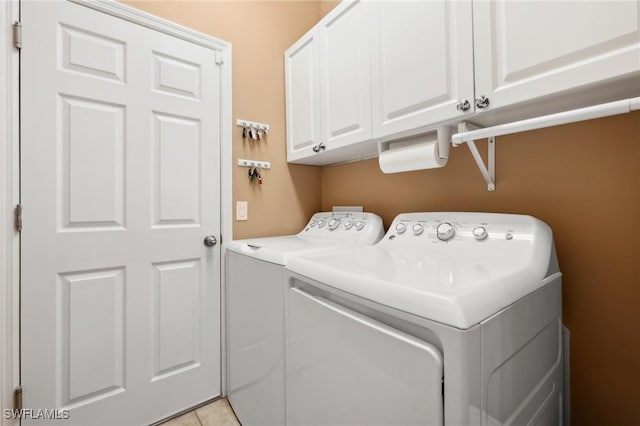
left=377, top=126, right=452, bottom=173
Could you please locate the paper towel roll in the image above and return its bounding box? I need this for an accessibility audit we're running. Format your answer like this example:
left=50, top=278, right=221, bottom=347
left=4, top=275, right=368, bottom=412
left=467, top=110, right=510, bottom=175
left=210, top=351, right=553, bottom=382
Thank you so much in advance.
left=378, top=131, right=448, bottom=174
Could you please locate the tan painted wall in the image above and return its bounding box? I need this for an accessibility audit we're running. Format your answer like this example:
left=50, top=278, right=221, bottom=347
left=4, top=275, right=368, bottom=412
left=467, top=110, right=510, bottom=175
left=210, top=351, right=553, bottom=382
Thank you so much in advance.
left=320, top=0, right=341, bottom=17
left=123, top=0, right=322, bottom=240
left=321, top=112, right=640, bottom=425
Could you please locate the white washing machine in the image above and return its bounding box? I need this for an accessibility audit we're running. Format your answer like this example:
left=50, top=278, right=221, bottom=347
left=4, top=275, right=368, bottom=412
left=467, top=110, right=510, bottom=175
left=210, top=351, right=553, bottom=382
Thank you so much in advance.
left=285, top=212, right=563, bottom=426
left=226, top=212, right=384, bottom=426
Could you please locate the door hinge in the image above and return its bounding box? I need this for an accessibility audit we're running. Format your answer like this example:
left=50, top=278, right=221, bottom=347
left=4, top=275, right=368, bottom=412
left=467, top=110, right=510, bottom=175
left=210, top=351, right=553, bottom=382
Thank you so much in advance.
left=14, top=386, right=22, bottom=411
left=13, top=21, right=22, bottom=50
left=15, top=204, right=22, bottom=232
left=215, top=51, right=223, bottom=65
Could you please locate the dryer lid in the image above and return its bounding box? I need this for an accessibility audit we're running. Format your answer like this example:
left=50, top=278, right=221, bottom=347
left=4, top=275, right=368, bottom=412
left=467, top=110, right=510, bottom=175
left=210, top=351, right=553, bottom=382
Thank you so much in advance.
left=286, top=212, right=559, bottom=329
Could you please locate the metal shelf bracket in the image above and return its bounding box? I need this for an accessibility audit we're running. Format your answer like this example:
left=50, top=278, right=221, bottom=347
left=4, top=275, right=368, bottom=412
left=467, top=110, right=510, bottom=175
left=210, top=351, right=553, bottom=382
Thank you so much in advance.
left=455, top=122, right=495, bottom=191
left=451, top=97, right=640, bottom=191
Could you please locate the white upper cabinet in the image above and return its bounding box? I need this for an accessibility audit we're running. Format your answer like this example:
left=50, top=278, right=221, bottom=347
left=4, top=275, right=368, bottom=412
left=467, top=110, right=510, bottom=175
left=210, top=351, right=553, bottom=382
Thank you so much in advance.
left=472, top=0, right=640, bottom=113
left=285, top=0, right=640, bottom=165
left=285, top=29, right=322, bottom=162
left=319, top=0, right=372, bottom=151
left=370, top=0, right=474, bottom=139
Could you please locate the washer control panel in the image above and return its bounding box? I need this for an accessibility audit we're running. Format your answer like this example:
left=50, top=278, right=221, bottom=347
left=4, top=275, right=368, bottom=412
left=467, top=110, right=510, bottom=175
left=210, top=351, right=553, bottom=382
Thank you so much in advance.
left=302, top=212, right=385, bottom=244
left=384, top=212, right=538, bottom=244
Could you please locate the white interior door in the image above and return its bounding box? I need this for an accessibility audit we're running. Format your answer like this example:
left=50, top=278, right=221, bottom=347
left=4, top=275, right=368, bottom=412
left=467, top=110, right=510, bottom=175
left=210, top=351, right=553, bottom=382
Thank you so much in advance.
left=21, top=2, right=222, bottom=425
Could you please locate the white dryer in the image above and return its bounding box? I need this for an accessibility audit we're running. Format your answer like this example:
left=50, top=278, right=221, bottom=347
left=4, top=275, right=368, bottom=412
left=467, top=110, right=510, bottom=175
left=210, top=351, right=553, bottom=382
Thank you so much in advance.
left=226, top=212, right=384, bottom=426
left=285, top=212, right=563, bottom=426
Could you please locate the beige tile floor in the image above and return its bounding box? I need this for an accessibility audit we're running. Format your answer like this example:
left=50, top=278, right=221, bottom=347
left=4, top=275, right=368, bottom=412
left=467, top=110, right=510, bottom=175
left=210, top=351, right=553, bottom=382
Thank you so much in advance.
left=160, top=398, right=241, bottom=426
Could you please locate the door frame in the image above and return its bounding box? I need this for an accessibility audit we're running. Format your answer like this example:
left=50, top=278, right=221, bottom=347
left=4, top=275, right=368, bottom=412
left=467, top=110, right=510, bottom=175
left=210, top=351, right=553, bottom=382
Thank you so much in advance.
left=0, top=0, right=20, bottom=424
left=0, top=1, right=233, bottom=423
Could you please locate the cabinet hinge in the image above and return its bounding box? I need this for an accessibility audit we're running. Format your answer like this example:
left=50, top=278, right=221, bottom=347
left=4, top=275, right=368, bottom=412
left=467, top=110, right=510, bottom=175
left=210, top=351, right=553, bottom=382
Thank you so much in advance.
left=14, top=386, right=22, bottom=411
left=15, top=204, right=22, bottom=232
left=13, top=21, right=22, bottom=50
left=215, top=51, right=223, bottom=65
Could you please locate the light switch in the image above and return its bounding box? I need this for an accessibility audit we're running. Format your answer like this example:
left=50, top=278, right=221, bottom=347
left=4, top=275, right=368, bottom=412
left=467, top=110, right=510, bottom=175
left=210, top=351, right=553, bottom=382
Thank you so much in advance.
left=236, top=201, right=248, bottom=221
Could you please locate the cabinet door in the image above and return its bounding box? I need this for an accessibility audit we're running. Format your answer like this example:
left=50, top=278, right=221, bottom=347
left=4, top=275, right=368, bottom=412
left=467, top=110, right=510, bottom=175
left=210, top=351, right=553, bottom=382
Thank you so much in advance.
left=285, top=29, right=321, bottom=162
left=370, top=0, right=474, bottom=139
left=473, top=0, right=640, bottom=112
left=319, top=0, right=372, bottom=150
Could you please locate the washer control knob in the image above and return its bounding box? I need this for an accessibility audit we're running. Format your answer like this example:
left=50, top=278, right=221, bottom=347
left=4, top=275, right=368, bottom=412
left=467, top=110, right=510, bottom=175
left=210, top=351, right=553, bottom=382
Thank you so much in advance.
left=328, top=218, right=340, bottom=230
left=412, top=223, right=424, bottom=236
left=436, top=222, right=455, bottom=241
left=344, top=220, right=354, bottom=230
left=309, top=219, right=317, bottom=227
left=355, top=220, right=365, bottom=231
left=395, top=223, right=407, bottom=234
left=317, top=219, right=326, bottom=228
left=473, top=226, right=488, bottom=240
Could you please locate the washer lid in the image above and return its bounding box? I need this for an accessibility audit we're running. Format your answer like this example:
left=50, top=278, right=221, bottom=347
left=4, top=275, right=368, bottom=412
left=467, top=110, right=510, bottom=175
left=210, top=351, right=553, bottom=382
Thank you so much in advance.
left=286, top=213, right=558, bottom=329
left=227, top=212, right=385, bottom=265
left=227, top=236, right=347, bottom=266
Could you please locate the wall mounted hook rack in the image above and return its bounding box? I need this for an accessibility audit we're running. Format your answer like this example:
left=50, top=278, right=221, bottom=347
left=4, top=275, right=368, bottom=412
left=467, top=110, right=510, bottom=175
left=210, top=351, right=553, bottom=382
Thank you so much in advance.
left=237, top=159, right=271, bottom=169
left=236, top=119, right=270, bottom=133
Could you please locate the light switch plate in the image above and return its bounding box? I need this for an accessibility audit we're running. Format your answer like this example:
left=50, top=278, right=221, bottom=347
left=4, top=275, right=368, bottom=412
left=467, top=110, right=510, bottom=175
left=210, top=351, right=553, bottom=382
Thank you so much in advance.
left=236, top=201, right=248, bottom=221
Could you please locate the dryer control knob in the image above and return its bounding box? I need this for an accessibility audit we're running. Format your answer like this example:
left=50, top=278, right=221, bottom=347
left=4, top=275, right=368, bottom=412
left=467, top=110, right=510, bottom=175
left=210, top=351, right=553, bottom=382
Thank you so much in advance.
left=328, top=218, right=340, bottom=230
left=473, top=226, right=488, bottom=240
left=317, top=219, right=326, bottom=228
left=395, top=223, right=407, bottom=234
left=309, top=219, right=317, bottom=227
left=355, top=220, right=365, bottom=231
left=437, top=222, right=455, bottom=241
left=344, top=220, right=354, bottom=230
left=412, top=223, right=424, bottom=236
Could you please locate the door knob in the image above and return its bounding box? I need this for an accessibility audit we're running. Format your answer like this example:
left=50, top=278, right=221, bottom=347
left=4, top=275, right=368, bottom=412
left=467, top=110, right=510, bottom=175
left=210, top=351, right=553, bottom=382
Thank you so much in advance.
left=203, top=235, right=217, bottom=247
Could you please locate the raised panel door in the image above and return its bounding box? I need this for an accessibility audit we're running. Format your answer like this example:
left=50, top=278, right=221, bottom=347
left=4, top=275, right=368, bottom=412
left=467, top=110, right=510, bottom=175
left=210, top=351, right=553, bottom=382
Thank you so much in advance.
left=473, top=0, right=640, bottom=112
left=370, top=0, right=474, bottom=139
left=319, top=0, right=372, bottom=149
left=285, top=30, right=322, bottom=162
left=21, top=2, right=222, bottom=424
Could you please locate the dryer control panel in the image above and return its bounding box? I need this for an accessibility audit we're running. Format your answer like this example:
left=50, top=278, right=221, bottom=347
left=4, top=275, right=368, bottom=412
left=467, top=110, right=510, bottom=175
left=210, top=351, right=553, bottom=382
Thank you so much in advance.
left=384, top=212, right=549, bottom=246
left=300, top=212, right=384, bottom=245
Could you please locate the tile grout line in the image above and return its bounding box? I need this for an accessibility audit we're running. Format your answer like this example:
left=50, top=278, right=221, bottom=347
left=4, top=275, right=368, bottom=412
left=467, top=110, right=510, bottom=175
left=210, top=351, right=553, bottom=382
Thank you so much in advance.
left=194, top=408, right=204, bottom=426
left=193, top=409, right=204, bottom=426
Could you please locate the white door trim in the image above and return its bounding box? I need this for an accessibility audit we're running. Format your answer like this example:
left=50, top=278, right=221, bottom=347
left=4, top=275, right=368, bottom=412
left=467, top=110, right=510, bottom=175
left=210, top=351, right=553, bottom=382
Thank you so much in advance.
left=0, top=0, right=20, bottom=424
left=0, top=0, right=233, bottom=420
left=70, top=0, right=230, bottom=51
